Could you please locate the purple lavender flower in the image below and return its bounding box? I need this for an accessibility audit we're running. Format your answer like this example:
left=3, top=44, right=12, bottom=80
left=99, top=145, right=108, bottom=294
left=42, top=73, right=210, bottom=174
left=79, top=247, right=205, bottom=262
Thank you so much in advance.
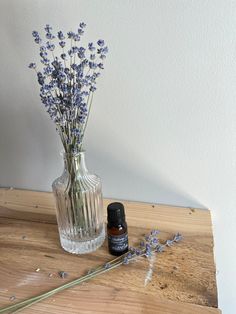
left=145, top=235, right=151, bottom=242
left=43, top=66, right=53, bottom=76
left=173, top=233, right=183, bottom=242
left=59, top=41, right=66, bottom=48
left=33, top=28, right=47, bottom=44
left=81, top=91, right=89, bottom=97
left=145, top=243, right=151, bottom=257
left=34, top=36, right=42, bottom=44
left=57, top=71, right=66, bottom=83
left=60, top=53, right=67, bottom=60
left=46, top=32, right=55, bottom=40
left=28, top=63, right=36, bottom=69
left=32, top=31, right=39, bottom=38
left=127, top=252, right=132, bottom=259
left=71, top=46, right=79, bottom=54
left=98, top=63, right=104, bottom=69
left=40, top=50, right=47, bottom=58
left=140, top=241, right=145, bottom=247
left=68, top=49, right=73, bottom=57
left=58, top=31, right=65, bottom=40
left=71, top=63, right=77, bottom=71
left=51, top=58, right=63, bottom=70
left=99, top=47, right=108, bottom=59
left=40, top=46, right=47, bottom=51
left=45, top=24, right=52, bottom=32
left=67, top=31, right=75, bottom=39
left=97, top=39, right=105, bottom=47
left=102, top=46, right=108, bottom=54
left=89, top=62, right=97, bottom=69
left=40, top=84, right=51, bottom=95
left=40, top=58, right=50, bottom=65
left=90, top=86, right=96, bottom=92
left=49, top=81, right=58, bottom=89
left=77, top=47, right=86, bottom=59
left=74, top=34, right=80, bottom=41
left=88, top=42, right=95, bottom=51
left=77, top=29, right=84, bottom=36
left=37, top=72, right=45, bottom=85
left=123, top=257, right=129, bottom=265
left=71, top=128, right=80, bottom=136
left=46, top=41, right=55, bottom=51
left=152, top=237, right=158, bottom=244
left=79, top=22, right=86, bottom=28
left=93, top=72, right=101, bottom=79
left=145, top=250, right=152, bottom=258
left=81, top=59, right=89, bottom=67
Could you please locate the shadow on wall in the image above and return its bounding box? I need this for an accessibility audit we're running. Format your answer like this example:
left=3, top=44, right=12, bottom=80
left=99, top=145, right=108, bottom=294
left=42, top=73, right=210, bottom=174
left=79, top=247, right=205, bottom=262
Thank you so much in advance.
left=87, top=147, right=206, bottom=209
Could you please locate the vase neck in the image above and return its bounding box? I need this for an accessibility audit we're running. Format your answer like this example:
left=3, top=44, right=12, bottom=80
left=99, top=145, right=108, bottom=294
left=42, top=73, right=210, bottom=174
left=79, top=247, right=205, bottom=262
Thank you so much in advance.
left=63, top=151, right=88, bottom=176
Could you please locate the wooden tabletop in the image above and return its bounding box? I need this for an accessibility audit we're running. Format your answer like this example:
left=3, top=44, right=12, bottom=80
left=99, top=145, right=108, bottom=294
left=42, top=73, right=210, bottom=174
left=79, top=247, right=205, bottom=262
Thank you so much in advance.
left=0, top=188, right=221, bottom=314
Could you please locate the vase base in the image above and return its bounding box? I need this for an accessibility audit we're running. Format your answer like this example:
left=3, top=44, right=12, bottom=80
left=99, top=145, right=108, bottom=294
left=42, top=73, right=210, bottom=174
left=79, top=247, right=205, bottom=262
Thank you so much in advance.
left=60, top=228, right=105, bottom=254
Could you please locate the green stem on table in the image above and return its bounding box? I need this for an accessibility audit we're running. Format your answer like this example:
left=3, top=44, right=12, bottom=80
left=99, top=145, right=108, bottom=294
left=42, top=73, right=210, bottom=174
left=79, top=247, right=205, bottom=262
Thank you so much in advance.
left=0, top=254, right=130, bottom=314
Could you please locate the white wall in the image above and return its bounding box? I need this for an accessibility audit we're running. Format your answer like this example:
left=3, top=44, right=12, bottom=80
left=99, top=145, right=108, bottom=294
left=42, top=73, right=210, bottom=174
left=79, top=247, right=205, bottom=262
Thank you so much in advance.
left=0, top=0, right=235, bottom=312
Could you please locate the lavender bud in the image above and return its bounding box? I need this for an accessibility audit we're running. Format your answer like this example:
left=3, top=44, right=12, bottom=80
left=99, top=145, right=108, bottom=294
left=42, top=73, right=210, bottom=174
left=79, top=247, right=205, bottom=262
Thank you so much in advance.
left=28, top=63, right=36, bottom=69
left=123, top=257, right=129, bottom=265
left=59, top=41, right=66, bottom=48
left=58, top=31, right=65, bottom=40
left=127, top=252, right=132, bottom=259
left=97, top=39, right=105, bottom=47
left=79, top=22, right=86, bottom=28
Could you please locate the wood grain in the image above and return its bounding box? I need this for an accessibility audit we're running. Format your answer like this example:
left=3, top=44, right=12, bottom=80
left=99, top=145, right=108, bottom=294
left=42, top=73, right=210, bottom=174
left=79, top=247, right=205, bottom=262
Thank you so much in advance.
left=0, top=188, right=221, bottom=313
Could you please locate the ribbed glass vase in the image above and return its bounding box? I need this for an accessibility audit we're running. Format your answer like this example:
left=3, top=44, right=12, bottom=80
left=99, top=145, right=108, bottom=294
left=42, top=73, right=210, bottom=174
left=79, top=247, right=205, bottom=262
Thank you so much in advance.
left=52, top=151, right=105, bottom=254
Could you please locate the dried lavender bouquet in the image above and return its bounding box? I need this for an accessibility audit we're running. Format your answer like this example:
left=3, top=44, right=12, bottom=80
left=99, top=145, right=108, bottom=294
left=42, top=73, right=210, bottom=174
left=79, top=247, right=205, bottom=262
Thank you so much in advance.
left=0, top=231, right=182, bottom=313
left=29, top=23, right=108, bottom=154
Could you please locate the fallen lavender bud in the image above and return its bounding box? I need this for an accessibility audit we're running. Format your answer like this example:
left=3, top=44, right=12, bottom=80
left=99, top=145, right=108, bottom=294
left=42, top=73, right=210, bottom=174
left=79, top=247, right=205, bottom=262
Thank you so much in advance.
left=156, top=244, right=165, bottom=252
left=58, top=271, right=68, bottom=279
left=173, top=233, right=183, bottom=242
left=127, top=252, right=133, bottom=259
left=123, top=257, right=129, bottom=265
left=104, top=263, right=111, bottom=269
left=9, top=296, right=16, bottom=302
left=165, top=239, right=174, bottom=247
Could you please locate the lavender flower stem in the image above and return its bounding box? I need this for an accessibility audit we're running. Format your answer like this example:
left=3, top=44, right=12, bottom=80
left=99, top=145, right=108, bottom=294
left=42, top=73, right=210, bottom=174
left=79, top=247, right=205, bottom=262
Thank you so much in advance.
left=1, top=259, right=124, bottom=313
left=0, top=227, right=182, bottom=313
left=2, top=249, right=149, bottom=313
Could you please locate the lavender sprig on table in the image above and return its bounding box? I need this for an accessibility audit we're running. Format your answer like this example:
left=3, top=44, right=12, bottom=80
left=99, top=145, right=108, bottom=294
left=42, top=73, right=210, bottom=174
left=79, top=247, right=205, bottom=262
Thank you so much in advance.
left=0, top=230, right=182, bottom=313
left=29, top=24, right=108, bottom=154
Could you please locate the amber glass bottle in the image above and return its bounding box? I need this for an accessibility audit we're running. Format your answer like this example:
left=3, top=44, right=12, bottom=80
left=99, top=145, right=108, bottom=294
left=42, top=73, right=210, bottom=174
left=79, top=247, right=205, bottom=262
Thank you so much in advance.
left=107, top=202, right=129, bottom=256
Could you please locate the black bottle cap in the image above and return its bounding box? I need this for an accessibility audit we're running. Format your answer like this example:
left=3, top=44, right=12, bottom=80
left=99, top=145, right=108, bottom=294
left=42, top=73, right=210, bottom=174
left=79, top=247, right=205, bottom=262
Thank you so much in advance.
left=107, top=202, right=125, bottom=224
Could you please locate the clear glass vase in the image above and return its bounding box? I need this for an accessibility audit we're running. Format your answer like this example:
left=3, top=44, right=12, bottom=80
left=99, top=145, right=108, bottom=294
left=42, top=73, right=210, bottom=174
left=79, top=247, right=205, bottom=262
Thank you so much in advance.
left=52, top=151, right=105, bottom=254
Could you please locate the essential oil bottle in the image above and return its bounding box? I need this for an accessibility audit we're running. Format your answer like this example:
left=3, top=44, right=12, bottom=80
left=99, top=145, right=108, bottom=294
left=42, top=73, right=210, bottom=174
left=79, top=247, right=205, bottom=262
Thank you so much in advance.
left=107, top=202, right=129, bottom=256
